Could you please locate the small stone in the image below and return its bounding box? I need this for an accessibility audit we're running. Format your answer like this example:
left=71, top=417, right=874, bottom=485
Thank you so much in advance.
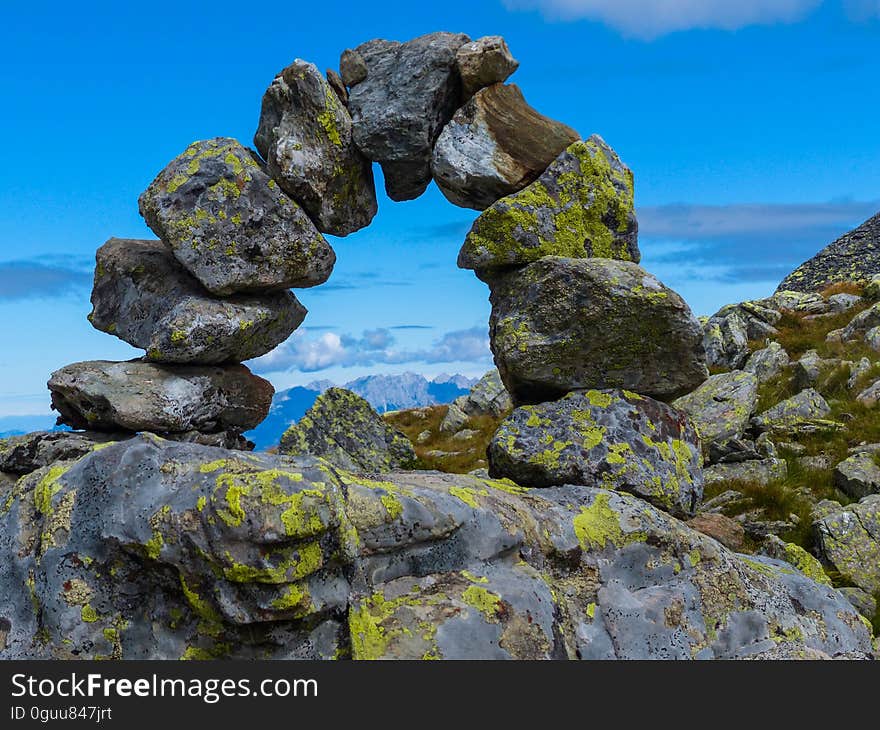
left=833, top=452, right=880, bottom=499
left=672, top=371, right=758, bottom=447
left=455, top=36, right=519, bottom=98
left=751, top=388, right=831, bottom=432
left=0, top=431, right=122, bottom=475
left=702, top=312, right=750, bottom=370
left=856, top=379, right=880, bottom=407
left=744, top=342, right=789, bottom=383
left=686, top=513, right=746, bottom=551
left=139, top=137, right=335, bottom=295
left=703, top=459, right=788, bottom=486
left=339, top=48, right=368, bottom=87
left=326, top=68, right=348, bottom=105
left=707, top=438, right=761, bottom=465
left=439, top=369, right=511, bottom=432
left=866, top=326, right=880, bottom=353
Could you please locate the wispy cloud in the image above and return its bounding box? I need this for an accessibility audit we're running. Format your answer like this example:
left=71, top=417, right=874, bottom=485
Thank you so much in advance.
left=503, top=0, right=824, bottom=39
left=250, top=327, right=491, bottom=374
left=639, top=199, right=879, bottom=284
left=0, top=260, right=92, bottom=301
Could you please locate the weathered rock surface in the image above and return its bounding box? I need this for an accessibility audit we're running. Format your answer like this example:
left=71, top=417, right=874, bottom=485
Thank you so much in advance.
left=751, top=388, right=832, bottom=432
left=439, top=368, right=512, bottom=433
left=857, top=379, right=880, bottom=407
left=279, top=388, right=415, bottom=472
left=841, top=303, right=880, bottom=341
left=672, top=371, right=757, bottom=447
left=777, top=210, right=880, bottom=293
left=139, top=137, right=335, bottom=295
left=455, top=36, right=519, bottom=99
left=346, top=32, right=471, bottom=201
left=759, top=536, right=832, bottom=587
left=89, top=238, right=305, bottom=364
left=0, top=435, right=870, bottom=659
left=488, top=389, right=703, bottom=517
left=487, top=257, right=707, bottom=404
left=253, top=60, right=377, bottom=236
left=707, top=438, right=762, bottom=465
left=686, top=513, right=746, bottom=551
left=458, top=137, right=638, bottom=271
left=744, top=342, right=790, bottom=383
left=703, top=459, right=788, bottom=486
left=702, top=312, right=750, bottom=370
left=833, top=452, right=880, bottom=500
left=432, top=84, right=578, bottom=210
left=0, top=431, right=121, bottom=475
left=814, top=494, right=880, bottom=595
left=48, top=361, right=273, bottom=434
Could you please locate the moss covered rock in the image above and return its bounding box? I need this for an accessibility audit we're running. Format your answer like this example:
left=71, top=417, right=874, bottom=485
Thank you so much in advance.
left=254, top=60, right=377, bottom=236
left=138, top=137, right=335, bottom=296
left=751, top=388, right=832, bottom=433
left=1, top=435, right=871, bottom=659
left=458, top=137, right=639, bottom=271
left=487, top=389, right=703, bottom=517
left=486, top=256, right=708, bottom=404
left=814, top=494, right=880, bottom=595
left=279, top=388, right=416, bottom=473
left=672, top=371, right=758, bottom=447
left=89, top=238, right=305, bottom=364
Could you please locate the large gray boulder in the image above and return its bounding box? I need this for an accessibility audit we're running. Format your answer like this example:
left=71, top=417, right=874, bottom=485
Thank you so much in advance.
left=0, top=435, right=870, bottom=659
left=139, top=137, right=335, bottom=295
left=345, top=32, right=471, bottom=201
left=48, top=360, right=273, bottom=434
left=89, top=238, right=305, bottom=364
left=279, top=388, right=415, bottom=473
left=458, top=137, right=639, bottom=271
left=488, top=389, right=703, bottom=517
left=439, top=369, right=512, bottom=433
left=833, top=452, right=880, bottom=500
left=487, top=257, right=708, bottom=404
left=456, top=36, right=519, bottom=99
left=432, top=84, right=578, bottom=210
left=672, top=371, right=758, bottom=447
left=253, top=60, right=377, bottom=236
left=814, top=494, right=880, bottom=595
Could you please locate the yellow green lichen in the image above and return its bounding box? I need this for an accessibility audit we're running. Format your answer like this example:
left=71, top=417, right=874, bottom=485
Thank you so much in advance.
left=81, top=604, right=99, bottom=623
left=572, top=493, right=645, bottom=550
left=462, top=585, right=502, bottom=620
left=449, top=486, right=488, bottom=508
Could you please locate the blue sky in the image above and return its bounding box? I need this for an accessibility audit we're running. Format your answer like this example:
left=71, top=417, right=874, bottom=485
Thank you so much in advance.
left=1, top=1, right=879, bottom=418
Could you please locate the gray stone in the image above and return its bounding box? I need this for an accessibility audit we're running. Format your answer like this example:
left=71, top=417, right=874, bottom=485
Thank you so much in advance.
left=139, top=137, right=335, bottom=295
left=455, top=36, right=519, bottom=98
left=672, top=371, right=758, bottom=446
left=702, top=312, right=750, bottom=370
left=486, top=257, right=707, bottom=404
left=347, top=32, right=471, bottom=201
left=48, top=360, right=273, bottom=434
left=712, top=300, right=782, bottom=341
left=325, top=69, right=348, bottom=105
left=703, top=458, right=788, bottom=486
left=792, top=350, right=823, bottom=390
left=744, top=342, right=789, bottom=383
left=707, top=438, right=761, bottom=465
left=751, top=388, right=831, bottom=432
left=458, top=137, right=638, bottom=271
left=857, top=379, right=880, bottom=407
left=866, top=326, right=880, bottom=353
left=339, top=48, right=368, bottom=87
left=439, top=369, right=511, bottom=432
left=89, top=238, right=305, bottom=364
left=0, top=431, right=121, bottom=475
left=432, top=84, right=578, bottom=210
left=1, top=435, right=869, bottom=659
left=833, top=452, right=880, bottom=500
left=253, top=60, right=377, bottom=236
left=838, top=588, right=876, bottom=620
left=827, top=293, right=861, bottom=312
left=279, top=388, right=416, bottom=473
left=848, top=357, right=873, bottom=389
left=814, top=494, right=880, bottom=595
left=841, top=303, right=880, bottom=341
left=488, top=389, right=703, bottom=517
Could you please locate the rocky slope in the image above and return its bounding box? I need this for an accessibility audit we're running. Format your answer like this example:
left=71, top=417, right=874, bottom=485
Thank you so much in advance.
left=1, top=30, right=878, bottom=660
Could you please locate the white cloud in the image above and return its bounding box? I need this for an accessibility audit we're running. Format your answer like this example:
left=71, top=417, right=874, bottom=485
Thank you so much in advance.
left=250, top=327, right=492, bottom=374
left=503, top=0, right=824, bottom=39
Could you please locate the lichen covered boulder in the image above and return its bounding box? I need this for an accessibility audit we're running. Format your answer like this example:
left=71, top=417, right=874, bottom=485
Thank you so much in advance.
left=751, top=388, right=832, bottom=433
left=345, top=32, right=471, bottom=201
left=279, top=388, right=416, bottom=473
left=89, top=238, right=305, bottom=364
left=458, top=137, right=638, bottom=271
left=814, top=494, right=880, bottom=595
left=253, top=60, right=377, bottom=236
left=744, top=342, right=790, bottom=384
left=138, top=137, right=335, bottom=295
left=672, top=371, right=758, bottom=447
left=1, top=435, right=871, bottom=659
left=432, top=84, right=578, bottom=210
left=487, top=257, right=708, bottom=404
left=702, top=311, right=750, bottom=370
left=487, top=389, right=703, bottom=517
left=833, top=452, right=880, bottom=500
left=48, top=360, right=273, bottom=434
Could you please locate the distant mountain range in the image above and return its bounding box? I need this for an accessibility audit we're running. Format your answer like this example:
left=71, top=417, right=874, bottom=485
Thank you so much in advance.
left=0, top=373, right=478, bottom=451
left=245, top=372, right=478, bottom=450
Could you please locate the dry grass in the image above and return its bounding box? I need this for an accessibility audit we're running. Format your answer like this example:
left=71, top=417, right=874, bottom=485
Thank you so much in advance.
left=384, top=405, right=509, bottom=474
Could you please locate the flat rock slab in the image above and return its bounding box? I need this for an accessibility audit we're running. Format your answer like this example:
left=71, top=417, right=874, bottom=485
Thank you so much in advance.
left=254, top=60, right=377, bottom=236
left=432, top=83, right=578, bottom=210
left=279, top=388, right=415, bottom=473
left=346, top=32, right=471, bottom=201
left=48, top=360, right=273, bottom=433
left=89, top=238, right=305, bottom=364
left=458, top=136, right=638, bottom=271
left=487, top=257, right=708, bottom=404
left=488, top=389, right=703, bottom=517
left=139, top=137, right=335, bottom=295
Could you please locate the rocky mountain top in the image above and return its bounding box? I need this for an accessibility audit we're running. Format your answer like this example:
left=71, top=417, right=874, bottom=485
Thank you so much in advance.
left=1, top=30, right=879, bottom=660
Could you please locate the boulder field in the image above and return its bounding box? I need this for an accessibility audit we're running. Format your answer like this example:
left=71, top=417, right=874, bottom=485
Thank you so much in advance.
left=3, top=30, right=879, bottom=660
